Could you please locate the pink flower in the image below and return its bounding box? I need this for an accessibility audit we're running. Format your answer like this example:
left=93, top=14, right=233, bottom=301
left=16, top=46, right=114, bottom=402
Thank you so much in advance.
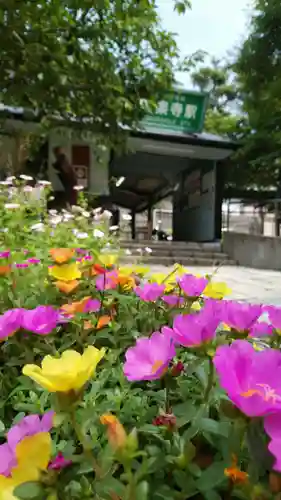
left=162, top=295, right=184, bottom=307
left=177, top=274, right=208, bottom=297
left=214, top=340, right=281, bottom=417
left=7, top=411, right=54, bottom=450
left=171, top=307, right=220, bottom=347
left=264, top=305, right=281, bottom=330
left=264, top=415, right=281, bottom=471
left=22, top=305, right=59, bottom=335
left=27, top=258, right=41, bottom=264
left=0, top=251, right=10, bottom=258
left=0, top=444, right=16, bottom=476
left=135, top=283, right=165, bottom=302
left=267, top=438, right=281, bottom=471
left=48, top=452, right=72, bottom=470
left=84, top=298, right=101, bottom=312
left=96, top=271, right=118, bottom=291
left=220, top=301, right=262, bottom=331
left=124, top=331, right=176, bottom=381
left=249, top=322, right=274, bottom=338
left=15, top=262, right=29, bottom=268
left=0, top=412, right=54, bottom=477
left=0, top=308, right=23, bottom=340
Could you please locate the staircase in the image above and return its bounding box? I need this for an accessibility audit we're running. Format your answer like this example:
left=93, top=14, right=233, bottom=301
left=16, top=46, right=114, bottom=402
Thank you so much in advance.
left=119, top=240, right=236, bottom=267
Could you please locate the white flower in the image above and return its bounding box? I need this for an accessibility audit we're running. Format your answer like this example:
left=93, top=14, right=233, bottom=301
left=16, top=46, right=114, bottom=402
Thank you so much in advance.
left=0, top=181, right=12, bottom=186
left=109, top=225, right=119, bottom=231
left=19, top=174, right=33, bottom=181
left=76, top=231, right=88, bottom=239
left=73, top=185, right=84, bottom=191
left=82, top=210, right=90, bottom=218
left=49, top=196, right=55, bottom=201
left=102, top=210, right=112, bottom=219
left=93, top=229, right=104, bottom=238
left=4, top=203, right=20, bottom=209
left=38, top=180, right=52, bottom=186
left=72, top=205, right=84, bottom=213
left=23, top=185, right=33, bottom=193
left=6, top=176, right=16, bottom=183
left=93, top=207, right=102, bottom=215
left=136, top=248, right=143, bottom=254
left=31, top=222, right=45, bottom=232
left=125, top=249, right=132, bottom=255
left=0, top=228, right=8, bottom=233
left=48, top=209, right=58, bottom=216
left=122, top=213, right=132, bottom=221
left=49, top=215, right=62, bottom=226
left=145, top=247, right=153, bottom=254
left=63, top=213, right=74, bottom=221
left=105, top=242, right=111, bottom=247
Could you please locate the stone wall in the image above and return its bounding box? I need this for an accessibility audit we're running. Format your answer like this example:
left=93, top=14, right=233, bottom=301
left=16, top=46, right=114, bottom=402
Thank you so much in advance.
left=223, top=232, right=281, bottom=270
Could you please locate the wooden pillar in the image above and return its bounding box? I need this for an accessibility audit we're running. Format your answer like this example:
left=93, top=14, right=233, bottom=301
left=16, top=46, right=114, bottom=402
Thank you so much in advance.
left=131, top=210, right=136, bottom=240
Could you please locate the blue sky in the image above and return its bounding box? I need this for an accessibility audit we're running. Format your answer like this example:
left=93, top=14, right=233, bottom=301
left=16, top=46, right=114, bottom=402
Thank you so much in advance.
left=158, top=0, right=251, bottom=86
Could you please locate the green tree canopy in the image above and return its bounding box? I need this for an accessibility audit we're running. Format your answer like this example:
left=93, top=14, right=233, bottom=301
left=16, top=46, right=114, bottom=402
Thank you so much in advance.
left=0, top=0, right=190, bottom=145
left=190, top=57, right=241, bottom=140
left=235, top=0, right=281, bottom=189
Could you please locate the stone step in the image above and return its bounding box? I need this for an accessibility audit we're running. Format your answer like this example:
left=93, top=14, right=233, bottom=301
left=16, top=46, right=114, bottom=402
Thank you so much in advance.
left=119, top=255, right=237, bottom=267
left=121, top=249, right=231, bottom=260
left=120, top=240, right=222, bottom=251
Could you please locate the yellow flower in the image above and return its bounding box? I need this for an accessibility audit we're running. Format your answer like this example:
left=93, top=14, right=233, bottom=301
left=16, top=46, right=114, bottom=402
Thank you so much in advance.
left=130, top=265, right=150, bottom=276
left=100, top=414, right=127, bottom=450
left=149, top=273, right=176, bottom=292
left=48, top=263, right=81, bottom=281
left=98, top=254, right=118, bottom=268
left=23, top=346, right=105, bottom=393
left=191, top=301, right=201, bottom=311
left=173, top=264, right=189, bottom=276
left=0, top=433, right=51, bottom=500
left=204, top=282, right=232, bottom=299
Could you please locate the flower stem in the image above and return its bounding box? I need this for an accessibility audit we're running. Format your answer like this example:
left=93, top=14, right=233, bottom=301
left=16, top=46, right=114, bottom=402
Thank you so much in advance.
left=204, top=357, right=214, bottom=403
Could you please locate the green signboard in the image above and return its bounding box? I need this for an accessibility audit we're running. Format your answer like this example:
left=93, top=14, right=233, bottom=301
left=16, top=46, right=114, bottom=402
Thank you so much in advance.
left=141, top=89, right=208, bottom=134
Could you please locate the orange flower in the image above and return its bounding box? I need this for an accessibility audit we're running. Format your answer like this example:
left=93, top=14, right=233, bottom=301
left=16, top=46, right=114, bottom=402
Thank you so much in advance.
left=55, top=280, right=79, bottom=294
left=100, top=414, right=127, bottom=450
left=90, top=264, right=107, bottom=276
left=50, top=248, right=74, bottom=264
left=115, top=274, right=135, bottom=290
left=0, top=265, right=11, bottom=276
left=224, top=455, right=248, bottom=484
left=84, top=320, right=93, bottom=331
left=96, top=315, right=111, bottom=330
left=61, top=296, right=90, bottom=315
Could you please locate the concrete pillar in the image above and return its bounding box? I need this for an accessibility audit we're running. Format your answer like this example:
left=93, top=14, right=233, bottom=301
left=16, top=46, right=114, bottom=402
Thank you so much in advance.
left=147, top=206, right=153, bottom=240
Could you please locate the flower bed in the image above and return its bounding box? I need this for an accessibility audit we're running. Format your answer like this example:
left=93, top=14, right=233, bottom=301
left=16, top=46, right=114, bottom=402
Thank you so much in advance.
left=0, top=178, right=281, bottom=499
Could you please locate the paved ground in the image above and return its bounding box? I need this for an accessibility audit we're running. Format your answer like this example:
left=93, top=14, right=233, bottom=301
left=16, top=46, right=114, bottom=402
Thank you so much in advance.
left=150, top=265, right=281, bottom=305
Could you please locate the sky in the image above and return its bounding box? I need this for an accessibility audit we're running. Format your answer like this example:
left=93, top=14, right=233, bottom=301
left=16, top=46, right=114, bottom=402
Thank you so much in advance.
left=158, top=0, right=252, bottom=87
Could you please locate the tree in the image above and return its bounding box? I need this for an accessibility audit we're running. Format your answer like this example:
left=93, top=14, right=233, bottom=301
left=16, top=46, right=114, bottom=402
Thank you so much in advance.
left=190, top=57, right=242, bottom=140
left=0, top=0, right=190, bottom=146
left=235, top=0, right=281, bottom=189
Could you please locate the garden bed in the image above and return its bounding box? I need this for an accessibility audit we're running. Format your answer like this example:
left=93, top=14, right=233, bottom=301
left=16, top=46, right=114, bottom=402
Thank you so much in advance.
left=0, top=177, right=280, bottom=499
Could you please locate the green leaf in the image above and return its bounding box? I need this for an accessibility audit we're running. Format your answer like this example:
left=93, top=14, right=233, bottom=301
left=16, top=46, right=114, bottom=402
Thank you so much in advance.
left=196, top=462, right=227, bottom=492
left=14, top=482, right=44, bottom=500
left=135, top=481, right=149, bottom=500
left=173, top=401, right=198, bottom=427
left=199, top=418, right=230, bottom=438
